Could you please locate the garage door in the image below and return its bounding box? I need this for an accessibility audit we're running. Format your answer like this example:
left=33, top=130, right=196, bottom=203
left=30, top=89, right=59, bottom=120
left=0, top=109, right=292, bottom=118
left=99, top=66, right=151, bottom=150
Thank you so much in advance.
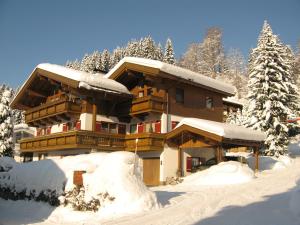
left=143, top=158, right=160, bottom=186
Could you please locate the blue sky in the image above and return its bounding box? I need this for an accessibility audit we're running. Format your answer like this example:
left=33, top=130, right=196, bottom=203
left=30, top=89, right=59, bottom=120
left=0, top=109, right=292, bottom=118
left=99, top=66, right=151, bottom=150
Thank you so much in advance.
left=0, top=0, right=299, bottom=88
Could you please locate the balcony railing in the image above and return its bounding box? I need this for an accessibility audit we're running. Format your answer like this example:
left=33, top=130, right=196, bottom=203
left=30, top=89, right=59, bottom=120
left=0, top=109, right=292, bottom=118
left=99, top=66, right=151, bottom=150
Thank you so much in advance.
left=125, top=133, right=165, bottom=152
left=25, top=99, right=81, bottom=126
left=19, top=131, right=165, bottom=153
left=130, top=95, right=165, bottom=116
left=19, top=130, right=125, bottom=152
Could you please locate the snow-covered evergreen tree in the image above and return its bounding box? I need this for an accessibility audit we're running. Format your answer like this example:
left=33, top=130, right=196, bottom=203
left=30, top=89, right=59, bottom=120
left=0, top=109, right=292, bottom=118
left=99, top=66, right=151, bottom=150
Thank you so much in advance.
left=111, top=47, right=125, bottom=67
left=155, top=43, right=164, bottom=61
left=65, top=36, right=176, bottom=73
left=163, top=38, right=176, bottom=65
left=246, top=21, right=298, bottom=156
left=101, top=49, right=111, bottom=73
left=140, top=36, right=156, bottom=59
left=226, top=108, right=244, bottom=126
left=65, top=59, right=81, bottom=70
left=0, top=88, right=14, bottom=157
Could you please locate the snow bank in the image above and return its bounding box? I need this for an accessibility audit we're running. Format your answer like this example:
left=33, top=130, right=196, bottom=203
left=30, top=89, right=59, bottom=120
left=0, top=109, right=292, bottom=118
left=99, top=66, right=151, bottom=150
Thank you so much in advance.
left=83, top=152, right=159, bottom=215
left=183, top=161, right=255, bottom=186
left=247, top=155, right=293, bottom=171
left=290, top=180, right=300, bottom=219
left=288, top=142, right=300, bottom=156
left=0, top=152, right=159, bottom=215
left=0, top=158, right=66, bottom=196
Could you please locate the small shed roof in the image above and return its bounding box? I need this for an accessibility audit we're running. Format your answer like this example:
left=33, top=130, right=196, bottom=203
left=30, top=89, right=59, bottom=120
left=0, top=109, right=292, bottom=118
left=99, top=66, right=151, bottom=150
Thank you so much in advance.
left=167, top=118, right=266, bottom=147
left=105, top=57, right=235, bottom=96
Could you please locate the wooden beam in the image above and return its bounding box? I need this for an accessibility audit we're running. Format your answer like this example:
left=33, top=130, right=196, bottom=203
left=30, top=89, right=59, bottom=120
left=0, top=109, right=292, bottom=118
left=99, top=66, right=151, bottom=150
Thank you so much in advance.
left=26, top=89, right=47, bottom=98
left=92, top=103, right=97, bottom=132
left=216, top=146, right=221, bottom=164
left=178, top=147, right=182, bottom=177
left=254, top=147, right=259, bottom=173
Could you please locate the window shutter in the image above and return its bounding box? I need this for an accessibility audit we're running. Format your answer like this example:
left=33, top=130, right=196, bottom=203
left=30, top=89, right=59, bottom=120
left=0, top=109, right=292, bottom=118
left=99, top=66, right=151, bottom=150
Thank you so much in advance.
left=76, top=121, right=81, bottom=130
left=155, top=121, right=161, bottom=133
left=186, top=157, right=192, bottom=172
left=138, top=123, right=144, bottom=133
left=96, top=122, right=101, bottom=132
left=47, top=127, right=51, bottom=135
left=63, top=123, right=68, bottom=132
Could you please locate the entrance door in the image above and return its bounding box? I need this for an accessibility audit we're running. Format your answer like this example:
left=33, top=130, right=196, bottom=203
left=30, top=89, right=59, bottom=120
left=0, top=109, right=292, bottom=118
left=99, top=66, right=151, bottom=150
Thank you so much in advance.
left=143, top=158, right=160, bottom=186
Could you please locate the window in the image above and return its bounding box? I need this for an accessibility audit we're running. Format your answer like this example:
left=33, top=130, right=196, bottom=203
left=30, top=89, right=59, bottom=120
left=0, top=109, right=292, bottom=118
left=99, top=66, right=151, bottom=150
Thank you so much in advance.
left=176, top=88, right=184, bottom=104
left=109, top=123, right=117, bottom=134
left=118, top=124, right=126, bottom=134
left=138, top=91, right=144, bottom=98
left=206, top=97, right=213, bottom=109
left=101, top=122, right=109, bottom=133
left=130, top=124, right=137, bottom=134
left=145, top=122, right=153, bottom=133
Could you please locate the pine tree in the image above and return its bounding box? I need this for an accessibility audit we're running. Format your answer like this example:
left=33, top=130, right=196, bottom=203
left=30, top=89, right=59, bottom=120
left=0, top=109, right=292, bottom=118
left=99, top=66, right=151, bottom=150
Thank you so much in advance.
left=246, top=21, right=298, bottom=156
left=140, top=36, right=156, bottom=59
left=111, top=47, right=125, bottom=67
left=155, top=43, right=164, bottom=61
left=0, top=88, right=14, bottom=157
left=163, top=38, right=176, bottom=65
left=101, top=49, right=111, bottom=73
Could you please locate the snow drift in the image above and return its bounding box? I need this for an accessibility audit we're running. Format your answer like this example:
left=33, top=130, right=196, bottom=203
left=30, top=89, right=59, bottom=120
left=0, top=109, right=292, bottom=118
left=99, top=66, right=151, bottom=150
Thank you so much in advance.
left=290, top=180, right=300, bottom=219
left=0, top=152, right=159, bottom=214
left=183, top=161, right=255, bottom=186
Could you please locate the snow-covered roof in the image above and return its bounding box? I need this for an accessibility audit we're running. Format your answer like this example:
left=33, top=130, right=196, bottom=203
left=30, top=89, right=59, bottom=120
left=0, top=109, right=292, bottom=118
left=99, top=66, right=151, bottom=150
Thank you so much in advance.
left=37, top=63, right=130, bottom=95
left=105, top=57, right=235, bottom=96
left=176, top=118, right=266, bottom=142
left=13, top=123, right=35, bottom=133
left=222, top=97, right=244, bottom=106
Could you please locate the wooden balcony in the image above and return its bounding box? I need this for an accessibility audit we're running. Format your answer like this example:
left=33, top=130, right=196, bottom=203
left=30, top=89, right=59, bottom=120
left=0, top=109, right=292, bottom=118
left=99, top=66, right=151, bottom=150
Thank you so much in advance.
left=19, top=131, right=165, bottom=153
left=19, top=130, right=125, bottom=152
left=130, top=95, right=165, bottom=116
left=125, top=133, right=165, bottom=152
left=25, top=99, right=81, bottom=126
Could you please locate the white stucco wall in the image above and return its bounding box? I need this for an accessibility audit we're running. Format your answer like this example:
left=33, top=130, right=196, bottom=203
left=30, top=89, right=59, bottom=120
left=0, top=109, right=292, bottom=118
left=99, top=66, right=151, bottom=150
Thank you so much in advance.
left=161, top=144, right=178, bottom=181
left=50, top=124, right=63, bottom=134
left=80, top=113, right=93, bottom=131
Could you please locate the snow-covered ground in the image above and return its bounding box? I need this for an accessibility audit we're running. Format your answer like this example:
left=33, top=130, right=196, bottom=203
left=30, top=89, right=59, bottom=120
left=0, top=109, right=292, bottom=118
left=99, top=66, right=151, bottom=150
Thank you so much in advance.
left=1, top=144, right=300, bottom=225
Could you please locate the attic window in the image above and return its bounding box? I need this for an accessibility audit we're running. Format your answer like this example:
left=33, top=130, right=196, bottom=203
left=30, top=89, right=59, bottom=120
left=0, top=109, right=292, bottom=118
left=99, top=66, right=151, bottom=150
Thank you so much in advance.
left=176, top=88, right=184, bottom=104
left=206, top=97, right=213, bottom=109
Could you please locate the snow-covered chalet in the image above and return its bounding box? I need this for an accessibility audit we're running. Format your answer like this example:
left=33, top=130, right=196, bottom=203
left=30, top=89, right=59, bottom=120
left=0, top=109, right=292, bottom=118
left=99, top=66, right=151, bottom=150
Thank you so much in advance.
left=11, top=57, right=265, bottom=186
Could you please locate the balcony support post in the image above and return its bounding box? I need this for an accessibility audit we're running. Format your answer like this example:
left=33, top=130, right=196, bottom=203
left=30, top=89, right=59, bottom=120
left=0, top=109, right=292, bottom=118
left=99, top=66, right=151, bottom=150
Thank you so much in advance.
left=92, top=103, right=97, bottom=132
